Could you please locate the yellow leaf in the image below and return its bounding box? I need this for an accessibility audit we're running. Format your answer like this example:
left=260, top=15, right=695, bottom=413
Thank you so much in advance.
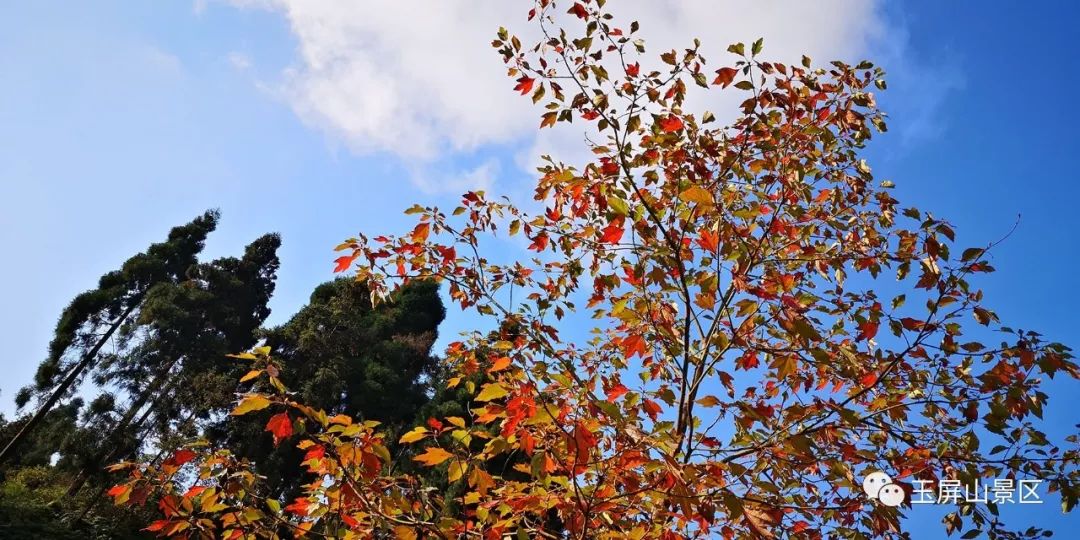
left=679, top=185, right=714, bottom=206
left=231, top=395, right=271, bottom=416
left=696, top=395, right=722, bottom=407
left=447, top=377, right=461, bottom=388
left=398, top=427, right=428, bottom=444
left=447, top=459, right=468, bottom=482
left=446, top=416, right=466, bottom=428
left=253, top=346, right=271, bottom=356
left=413, top=447, right=453, bottom=467
left=475, top=383, right=509, bottom=402
left=394, top=526, right=418, bottom=540
left=328, top=414, right=353, bottom=425
left=239, top=370, right=262, bottom=383
left=525, top=406, right=557, bottom=426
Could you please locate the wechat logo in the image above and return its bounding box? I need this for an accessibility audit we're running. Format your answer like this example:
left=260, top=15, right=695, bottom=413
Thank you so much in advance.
left=862, top=471, right=905, bottom=507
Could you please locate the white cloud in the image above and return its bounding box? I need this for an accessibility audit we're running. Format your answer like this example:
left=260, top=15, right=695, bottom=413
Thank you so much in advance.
left=225, top=1, right=949, bottom=184
left=227, top=51, right=252, bottom=70
left=409, top=158, right=500, bottom=195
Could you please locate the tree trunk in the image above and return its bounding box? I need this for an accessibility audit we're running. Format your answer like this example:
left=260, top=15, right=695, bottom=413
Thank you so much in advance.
left=72, top=396, right=195, bottom=524
left=64, top=356, right=181, bottom=498
left=0, top=300, right=141, bottom=465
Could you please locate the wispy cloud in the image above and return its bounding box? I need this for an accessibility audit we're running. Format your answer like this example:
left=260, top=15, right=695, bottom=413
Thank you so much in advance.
left=227, top=50, right=252, bottom=71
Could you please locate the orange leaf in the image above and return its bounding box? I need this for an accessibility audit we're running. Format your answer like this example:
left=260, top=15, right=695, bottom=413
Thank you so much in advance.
left=145, top=520, right=170, bottom=532
left=108, top=484, right=132, bottom=504
left=333, top=255, right=354, bottom=273
left=713, top=67, right=738, bottom=88
left=411, top=222, right=431, bottom=243
left=489, top=356, right=512, bottom=372
left=696, top=230, right=719, bottom=253
left=265, top=412, right=293, bottom=446
left=413, top=447, right=454, bottom=467
left=540, top=111, right=557, bottom=129
left=659, top=115, right=684, bottom=132
left=284, top=498, right=310, bottom=516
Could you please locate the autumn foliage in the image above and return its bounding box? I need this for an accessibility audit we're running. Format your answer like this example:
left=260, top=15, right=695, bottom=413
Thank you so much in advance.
left=109, top=1, right=1078, bottom=538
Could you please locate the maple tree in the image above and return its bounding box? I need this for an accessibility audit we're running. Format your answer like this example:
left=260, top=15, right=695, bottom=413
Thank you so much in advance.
left=109, top=1, right=1078, bottom=538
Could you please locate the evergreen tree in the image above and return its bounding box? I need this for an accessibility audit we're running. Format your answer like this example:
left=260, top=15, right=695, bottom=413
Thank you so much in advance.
left=65, top=234, right=282, bottom=504
left=0, top=211, right=220, bottom=465
left=208, top=278, right=446, bottom=497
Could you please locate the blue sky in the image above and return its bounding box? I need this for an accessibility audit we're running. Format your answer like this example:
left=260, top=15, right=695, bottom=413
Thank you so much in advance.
left=1, top=1, right=1077, bottom=535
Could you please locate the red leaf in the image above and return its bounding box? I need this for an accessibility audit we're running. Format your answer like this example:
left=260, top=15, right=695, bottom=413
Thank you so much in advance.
left=600, top=220, right=625, bottom=243
left=107, top=484, right=128, bottom=497
left=713, top=67, right=737, bottom=88
left=144, top=520, right=169, bottom=532
left=333, top=255, right=354, bottom=273
left=529, top=233, right=549, bottom=252
left=165, top=449, right=196, bottom=468
left=606, top=383, right=629, bottom=402
left=792, top=520, right=811, bottom=533
left=642, top=399, right=662, bottom=421
left=860, top=372, right=879, bottom=387
left=265, top=412, right=293, bottom=446
left=736, top=351, right=760, bottom=370
left=857, top=320, right=879, bottom=341
left=659, top=115, right=684, bottom=133
left=568, top=3, right=588, bottom=19
left=514, top=76, right=535, bottom=96
left=303, top=445, right=325, bottom=462
left=626, top=63, right=640, bottom=77
left=622, top=334, right=647, bottom=358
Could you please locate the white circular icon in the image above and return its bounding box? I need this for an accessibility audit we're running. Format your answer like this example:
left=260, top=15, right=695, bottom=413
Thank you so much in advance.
left=878, top=483, right=905, bottom=507
left=862, top=471, right=892, bottom=499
